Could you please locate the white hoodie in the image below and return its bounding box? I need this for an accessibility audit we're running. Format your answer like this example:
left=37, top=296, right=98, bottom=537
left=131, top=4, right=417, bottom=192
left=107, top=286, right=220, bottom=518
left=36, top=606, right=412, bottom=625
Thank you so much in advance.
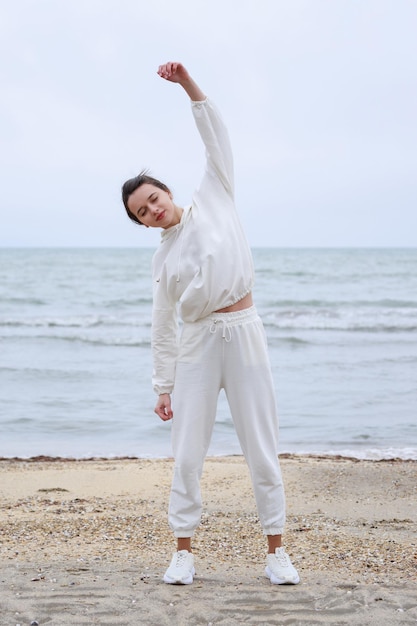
left=151, top=97, right=254, bottom=394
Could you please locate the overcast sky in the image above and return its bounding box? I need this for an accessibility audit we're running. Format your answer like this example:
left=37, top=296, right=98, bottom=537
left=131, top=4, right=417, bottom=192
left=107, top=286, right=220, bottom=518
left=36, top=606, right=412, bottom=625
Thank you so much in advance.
left=1, top=0, right=416, bottom=248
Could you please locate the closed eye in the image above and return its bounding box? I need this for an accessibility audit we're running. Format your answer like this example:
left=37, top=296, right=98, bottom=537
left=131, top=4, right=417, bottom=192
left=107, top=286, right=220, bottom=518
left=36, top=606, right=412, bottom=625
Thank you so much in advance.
left=138, top=193, right=158, bottom=218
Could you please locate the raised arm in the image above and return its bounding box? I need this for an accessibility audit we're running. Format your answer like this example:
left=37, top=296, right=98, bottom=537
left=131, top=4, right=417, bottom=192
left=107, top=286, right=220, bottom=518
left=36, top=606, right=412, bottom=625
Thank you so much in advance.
left=158, top=61, right=234, bottom=196
left=157, top=62, right=206, bottom=102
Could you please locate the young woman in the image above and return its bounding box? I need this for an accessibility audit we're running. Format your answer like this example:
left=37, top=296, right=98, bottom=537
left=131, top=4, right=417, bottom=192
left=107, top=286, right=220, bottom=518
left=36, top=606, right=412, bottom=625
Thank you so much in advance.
left=122, top=62, right=299, bottom=586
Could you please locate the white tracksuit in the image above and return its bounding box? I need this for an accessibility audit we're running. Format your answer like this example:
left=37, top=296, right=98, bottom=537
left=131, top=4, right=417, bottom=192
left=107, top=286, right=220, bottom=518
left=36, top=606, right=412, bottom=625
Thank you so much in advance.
left=151, top=98, right=285, bottom=537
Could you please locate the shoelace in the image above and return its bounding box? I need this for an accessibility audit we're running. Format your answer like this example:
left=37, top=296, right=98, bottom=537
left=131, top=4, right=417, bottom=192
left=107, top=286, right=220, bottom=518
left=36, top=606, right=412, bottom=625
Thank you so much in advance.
left=273, top=548, right=289, bottom=567
left=174, top=552, right=189, bottom=568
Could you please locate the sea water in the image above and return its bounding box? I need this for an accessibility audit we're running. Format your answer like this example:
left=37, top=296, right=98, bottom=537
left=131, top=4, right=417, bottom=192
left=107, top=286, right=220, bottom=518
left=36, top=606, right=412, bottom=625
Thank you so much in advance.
left=0, top=247, right=416, bottom=460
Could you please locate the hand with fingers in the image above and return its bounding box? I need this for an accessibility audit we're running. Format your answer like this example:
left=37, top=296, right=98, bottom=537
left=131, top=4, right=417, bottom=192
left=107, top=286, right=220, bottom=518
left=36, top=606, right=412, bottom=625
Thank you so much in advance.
left=157, top=61, right=206, bottom=101
left=157, top=61, right=191, bottom=84
left=155, top=393, right=173, bottom=421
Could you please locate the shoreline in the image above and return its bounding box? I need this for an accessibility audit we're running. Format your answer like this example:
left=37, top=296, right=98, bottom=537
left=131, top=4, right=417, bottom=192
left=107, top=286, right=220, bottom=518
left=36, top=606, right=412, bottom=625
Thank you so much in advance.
left=1, top=455, right=416, bottom=624
left=1, top=451, right=417, bottom=463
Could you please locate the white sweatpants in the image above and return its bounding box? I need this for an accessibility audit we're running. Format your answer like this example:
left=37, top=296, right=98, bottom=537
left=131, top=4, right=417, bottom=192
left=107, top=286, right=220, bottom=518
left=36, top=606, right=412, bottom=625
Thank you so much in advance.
left=169, top=306, right=286, bottom=538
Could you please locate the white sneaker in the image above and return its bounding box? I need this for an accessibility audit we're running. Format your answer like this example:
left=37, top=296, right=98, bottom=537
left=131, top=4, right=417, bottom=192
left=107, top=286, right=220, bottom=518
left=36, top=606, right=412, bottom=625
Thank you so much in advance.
left=163, top=550, right=195, bottom=585
left=265, top=547, right=300, bottom=585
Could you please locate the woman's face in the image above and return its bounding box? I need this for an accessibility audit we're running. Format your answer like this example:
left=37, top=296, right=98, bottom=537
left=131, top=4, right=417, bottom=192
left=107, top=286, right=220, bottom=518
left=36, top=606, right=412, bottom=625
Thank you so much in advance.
left=127, top=183, right=182, bottom=229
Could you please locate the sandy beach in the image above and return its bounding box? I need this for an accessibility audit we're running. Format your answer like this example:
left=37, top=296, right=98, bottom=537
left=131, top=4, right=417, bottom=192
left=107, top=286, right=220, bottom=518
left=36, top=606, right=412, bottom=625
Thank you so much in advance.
left=0, top=455, right=416, bottom=625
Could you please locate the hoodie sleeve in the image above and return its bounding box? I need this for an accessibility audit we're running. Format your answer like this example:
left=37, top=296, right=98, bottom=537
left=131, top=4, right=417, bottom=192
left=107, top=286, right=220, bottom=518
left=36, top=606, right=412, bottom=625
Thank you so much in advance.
left=191, top=98, right=234, bottom=198
left=151, top=281, right=178, bottom=395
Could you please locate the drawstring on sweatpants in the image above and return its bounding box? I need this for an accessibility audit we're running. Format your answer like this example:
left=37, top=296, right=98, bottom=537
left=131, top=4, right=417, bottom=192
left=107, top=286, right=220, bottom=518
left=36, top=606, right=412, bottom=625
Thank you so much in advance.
left=209, top=319, right=232, bottom=342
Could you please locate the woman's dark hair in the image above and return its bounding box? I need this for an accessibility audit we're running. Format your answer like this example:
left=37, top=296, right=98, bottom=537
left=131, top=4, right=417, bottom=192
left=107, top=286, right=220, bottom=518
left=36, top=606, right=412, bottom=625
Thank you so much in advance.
left=122, top=170, right=171, bottom=225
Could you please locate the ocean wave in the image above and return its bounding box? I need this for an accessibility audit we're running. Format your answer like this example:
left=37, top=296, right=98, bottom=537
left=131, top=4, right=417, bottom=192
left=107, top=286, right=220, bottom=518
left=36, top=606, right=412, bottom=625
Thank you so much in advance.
left=279, top=447, right=417, bottom=461
left=0, top=296, right=47, bottom=306
left=263, top=318, right=417, bottom=333
left=0, top=366, right=97, bottom=379
left=263, top=299, right=417, bottom=308
left=276, top=324, right=417, bottom=333
left=0, top=315, right=150, bottom=329
left=277, top=336, right=311, bottom=345
left=2, top=317, right=416, bottom=335
left=0, top=447, right=415, bottom=461
left=0, top=333, right=151, bottom=348
left=261, top=305, right=417, bottom=332
left=101, top=297, right=152, bottom=308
